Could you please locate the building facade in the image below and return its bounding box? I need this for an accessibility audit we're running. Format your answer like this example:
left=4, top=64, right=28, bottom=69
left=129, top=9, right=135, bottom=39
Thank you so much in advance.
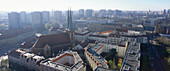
left=41, top=11, right=50, bottom=24
left=54, top=11, right=62, bottom=24
left=8, top=49, right=45, bottom=71
left=8, top=12, right=21, bottom=30
left=32, top=33, right=71, bottom=58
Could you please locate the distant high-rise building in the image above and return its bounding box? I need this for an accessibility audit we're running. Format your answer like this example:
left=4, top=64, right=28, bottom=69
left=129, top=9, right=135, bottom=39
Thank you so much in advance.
left=26, top=13, right=32, bottom=24
left=85, top=9, right=93, bottom=18
left=164, top=9, right=166, bottom=15
left=41, top=11, right=50, bottom=24
left=115, top=10, right=122, bottom=15
left=8, top=12, right=21, bottom=30
left=54, top=11, right=62, bottom=24
left=108, top=9, right=114, bottom=17
left=168, top=9, right=170, bottom=14
left=79, top=9, right=84, bottom=18
left=99, top=9, right=107, bottom=17
left=31, top=12, right=44, bottom=31
left=168, top=9, right=170, bottom=17
left=20, top=11, right=26, bottom=25
left=31, top=12, right=42, bottom=25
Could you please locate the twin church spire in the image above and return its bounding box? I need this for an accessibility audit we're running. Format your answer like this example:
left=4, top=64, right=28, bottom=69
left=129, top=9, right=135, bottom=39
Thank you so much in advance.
left=67, top=7, right=74, bottom=31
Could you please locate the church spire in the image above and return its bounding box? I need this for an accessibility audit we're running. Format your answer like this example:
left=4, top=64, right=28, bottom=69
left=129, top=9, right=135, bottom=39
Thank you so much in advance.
left=67, top=7, right=75, bottom=48
left=67, top=7, right=74, bottom=31
left=67, top=8, right=70, bottom=30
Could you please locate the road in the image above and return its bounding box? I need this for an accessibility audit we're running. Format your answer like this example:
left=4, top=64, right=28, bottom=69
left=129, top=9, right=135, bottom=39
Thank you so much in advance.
left=0, top=38, right=27, bottom=57
left=148, top=43, right=166, bottom=71
left=0, top=44, right=19, bottom=57
left=147, top=33, right=166, bottom=71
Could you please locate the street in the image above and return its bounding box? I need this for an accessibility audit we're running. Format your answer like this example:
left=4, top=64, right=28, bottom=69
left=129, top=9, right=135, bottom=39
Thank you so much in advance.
left=0, top=39, right=25, bottom=62
left=148, top=33, right=166, bottom=71
left=0, top=44, right=19, bottom=56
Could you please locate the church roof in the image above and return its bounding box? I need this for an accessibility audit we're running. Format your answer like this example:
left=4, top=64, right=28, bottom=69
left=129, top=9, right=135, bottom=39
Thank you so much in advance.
left=33, top=33, right=71, bottom=48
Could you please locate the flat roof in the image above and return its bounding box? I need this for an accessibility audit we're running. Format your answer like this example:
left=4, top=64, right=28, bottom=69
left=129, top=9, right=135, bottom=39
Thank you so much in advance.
left=121, top=43, right=140, bottom=71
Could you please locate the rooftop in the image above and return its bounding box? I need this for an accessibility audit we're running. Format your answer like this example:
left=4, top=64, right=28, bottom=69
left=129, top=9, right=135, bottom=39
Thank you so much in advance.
left=80, top=39, right=96, bottom=48
left=121, top=43, right=140, bottom=71
left=8, top=49, right=44, bottom=62
left=40, top=50, right=85, bottom=71
left=8, top=49, right=26, bottom=58
left=95, top=67, right=115, bottom=71
left=33, top=33, right=71, bottom=48
left=75, top=30, right=90, bottom=35
left=91, top=43, right=104, bottom=52
left=87, top=49, right=108, bottom=69
left=97, top=31, right=114, bottom=35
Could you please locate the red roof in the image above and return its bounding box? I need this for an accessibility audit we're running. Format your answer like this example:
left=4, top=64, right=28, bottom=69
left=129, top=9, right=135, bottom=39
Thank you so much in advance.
left=51, top=53, right=77, bottom=63
left=116, top=28, right=128, bottom=32
left=98, top=31, right=114, bottom=34
left=95, top=44, right=104, bottom=52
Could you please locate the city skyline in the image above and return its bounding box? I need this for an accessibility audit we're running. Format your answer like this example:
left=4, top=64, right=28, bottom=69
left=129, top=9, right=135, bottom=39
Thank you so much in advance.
left=0, top=0, right=170, bottom=11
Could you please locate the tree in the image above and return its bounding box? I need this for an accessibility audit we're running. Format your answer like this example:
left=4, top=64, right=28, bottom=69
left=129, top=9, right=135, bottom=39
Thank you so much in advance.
left=168, top=58, right=170, bottom=65
left=45, top=23, right=53, bottom=30
left=115, top=54, right=119, bottom=66
left=108, top=59, right=115, bottom=69
left=109, top=49, right=117, bottom=59
left=108, top=60, right=113, bottom=69
left=118, top=58, right=123, bottom=70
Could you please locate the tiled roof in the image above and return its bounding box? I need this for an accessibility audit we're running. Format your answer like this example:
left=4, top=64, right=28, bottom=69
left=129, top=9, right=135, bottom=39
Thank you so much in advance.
left=87, top=49, right=109, bottom=69
left=40, top=51, right=85, bottom=71
left=33, top=33, right=71, bottom=48
left=51, top=53, right=77, bottom=63
left=97, top=31, right=114, bottom=34
left=116, top=28, right=128, bottom=32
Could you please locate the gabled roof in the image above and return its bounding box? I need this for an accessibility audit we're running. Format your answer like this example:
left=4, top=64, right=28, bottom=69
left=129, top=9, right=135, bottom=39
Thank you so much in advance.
left=33, top=33, right=71, bottom=48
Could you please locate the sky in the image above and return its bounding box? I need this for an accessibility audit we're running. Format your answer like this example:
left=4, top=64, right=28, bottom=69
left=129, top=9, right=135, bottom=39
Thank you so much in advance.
left=0, top=0, right=169, bottom=11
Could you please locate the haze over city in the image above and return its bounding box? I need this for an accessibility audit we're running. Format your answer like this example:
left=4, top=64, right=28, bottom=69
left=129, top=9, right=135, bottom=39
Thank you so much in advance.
left=0, top=0, right=170, bottom=71
left=0, top=0, right=170, bottom=11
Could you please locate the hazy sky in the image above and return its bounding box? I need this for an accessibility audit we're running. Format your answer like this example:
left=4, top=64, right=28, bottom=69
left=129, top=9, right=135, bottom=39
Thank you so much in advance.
left=0, top=0, right=169, bottom=11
